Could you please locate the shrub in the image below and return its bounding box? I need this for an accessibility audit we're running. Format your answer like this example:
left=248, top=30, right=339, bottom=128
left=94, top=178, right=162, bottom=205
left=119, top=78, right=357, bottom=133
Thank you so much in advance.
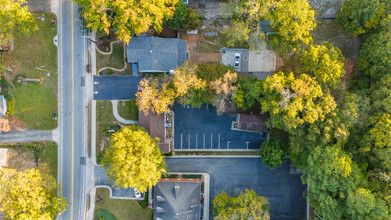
left=184, top=8, right=204, bottom=30
left=259, top=137, right=286, bottom=169
left=105, top=68, right=114, bottom=75
left=164, top=1, right=188, bottom=30
left=6, top=100, right=14, bottom=115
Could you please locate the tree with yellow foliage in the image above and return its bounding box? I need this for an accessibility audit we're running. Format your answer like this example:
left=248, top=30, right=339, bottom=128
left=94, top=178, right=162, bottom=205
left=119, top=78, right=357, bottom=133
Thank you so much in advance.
left=75, top=0, right=178, bottom=43
left=0, top=168, right=67, bottom=220
left=101, top=126, right=166, bottom=193
left=0, top=0, right=37, bottom=46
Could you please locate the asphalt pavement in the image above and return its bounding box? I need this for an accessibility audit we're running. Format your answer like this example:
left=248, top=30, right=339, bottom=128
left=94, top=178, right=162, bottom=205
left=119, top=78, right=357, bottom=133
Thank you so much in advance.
left=173, top=103, right=265, bottom=150
left=0, top=130, right=52, bottom=143
left=93, top=76, right=141, bottom=100
left=58, top=1, right=87, bottom=219
left=166, top=157, right=306, bottom=220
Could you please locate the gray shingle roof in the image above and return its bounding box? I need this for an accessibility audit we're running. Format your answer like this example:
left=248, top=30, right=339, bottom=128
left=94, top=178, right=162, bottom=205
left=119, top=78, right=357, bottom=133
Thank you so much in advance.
left=154, top=181, right=201, bottom=220
left=126, top=34, right=187, bottom=72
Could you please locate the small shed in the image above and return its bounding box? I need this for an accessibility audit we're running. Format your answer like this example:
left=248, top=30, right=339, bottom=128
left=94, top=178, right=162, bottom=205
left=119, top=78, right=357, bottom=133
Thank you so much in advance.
left=0, top=95, right=7, bottom=116
left=232, top=113, right=268, bottom=133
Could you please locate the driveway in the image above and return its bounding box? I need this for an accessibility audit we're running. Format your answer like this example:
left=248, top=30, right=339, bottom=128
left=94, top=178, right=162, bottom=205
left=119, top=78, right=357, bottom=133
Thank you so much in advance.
left=0, top=130, right=52, bottom=143
left=94, top=166, right=140, bottom=199
left=93, top=76, right=141, bottom=100
left=173, top=103, right=265, bottom=150
left=166, top=157, right=306, bottom=220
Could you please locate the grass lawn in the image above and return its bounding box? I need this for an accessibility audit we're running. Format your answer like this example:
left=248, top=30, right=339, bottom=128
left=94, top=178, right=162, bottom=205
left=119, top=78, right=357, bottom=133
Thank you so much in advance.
left=117, top=99, right=138, bottom=121
left=174, top=151, right=259, bottom=156
left=196, top=28, right=249, bottom=53
left=94, top=188, right=152, bottom=220
left=8, top=12, right=58, bottom=130
left=96, top=43, right=125, bottom=70
left=0, top=141, right=57, bottom=179
left=96, top=101, right=118, bottom=157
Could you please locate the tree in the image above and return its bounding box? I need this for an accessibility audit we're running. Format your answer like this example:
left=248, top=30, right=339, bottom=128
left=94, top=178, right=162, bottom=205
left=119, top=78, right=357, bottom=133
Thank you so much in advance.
left=172, top=63, right=206, bottom=99
left=75, top=0, right=178, bottom=43
left=372, top=75, right=391, bottom=114
left=184, top=8, right=204, bottom=30
left=101, top=126, right=166, bottom=193
left=337, top=0, right=385, bottom=35
left=213, top=190, right=270, bottom=220
left=358, top=17, right=391, bottom=79
left=298, top=42, right=345, bottom=88
left=164, top=0, right=187, bottom=30
left=303, top=145, right=361, bottom=219
left=0, top=168, right=67, bottom=220
left=0, top=0, right=37, bottom=46
left=233, top=76, right=263, bottom=111
left=136, top=77, right=176, bottom=115
left=260, top=72, right=336, bottom=130
left=221, top=0, right=316, bottom=53
left=210, top=71, right=238, bottom=114
left=259, top=137, right=286, bottom=169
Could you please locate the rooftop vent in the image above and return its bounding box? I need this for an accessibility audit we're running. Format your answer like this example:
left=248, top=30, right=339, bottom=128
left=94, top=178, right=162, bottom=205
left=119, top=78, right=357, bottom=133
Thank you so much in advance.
left=174, top=185, right=180, bottom=198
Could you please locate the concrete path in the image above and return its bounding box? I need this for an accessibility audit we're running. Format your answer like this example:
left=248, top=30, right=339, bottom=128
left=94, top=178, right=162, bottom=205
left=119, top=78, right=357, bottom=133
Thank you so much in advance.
left=0, top=130, right=53, bottom=143
left=110, top=100, right=138, bottom=125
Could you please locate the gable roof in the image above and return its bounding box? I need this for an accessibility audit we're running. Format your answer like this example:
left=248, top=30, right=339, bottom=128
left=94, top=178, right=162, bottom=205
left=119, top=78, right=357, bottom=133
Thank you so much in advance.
left=126, top=34, right=187, bottom=73
left=154, top=181, right=201, bottom=220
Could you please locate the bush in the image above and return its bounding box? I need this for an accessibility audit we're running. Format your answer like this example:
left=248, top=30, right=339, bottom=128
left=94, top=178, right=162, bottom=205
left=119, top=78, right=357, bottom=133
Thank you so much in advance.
left=6, top=100, right=14, bottom=115
left=96, top=153, right=104, bottom=165
left=105, top=68, right=114, bottom=75
left=259, top=137, right=286, bottom=169
left=138, top=191, right=149, bottom=209
left=184, top=8, right=204, bottom=30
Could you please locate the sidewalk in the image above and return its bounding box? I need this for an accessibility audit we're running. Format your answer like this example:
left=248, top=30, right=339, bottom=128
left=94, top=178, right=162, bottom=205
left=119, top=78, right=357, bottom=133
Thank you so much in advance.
left=110, top=100, right=138, bottom=125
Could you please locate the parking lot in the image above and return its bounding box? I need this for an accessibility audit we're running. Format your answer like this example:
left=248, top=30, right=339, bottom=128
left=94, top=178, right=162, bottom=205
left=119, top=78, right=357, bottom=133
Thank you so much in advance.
left=173, top=103, right=265, bottom=150
left=93, top=76, right=141, bottom=100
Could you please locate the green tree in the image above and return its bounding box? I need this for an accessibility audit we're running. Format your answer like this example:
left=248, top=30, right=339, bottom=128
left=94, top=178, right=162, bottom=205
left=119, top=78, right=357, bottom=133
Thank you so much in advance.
left=102, top=126, right=166, bottom=193
left=298, top=42, right=345, bottom=88
left=213, top=190, right=270, bottom=220
left=164, top=0, right=187, bottom=30
left=184, top=8, right=204, bottom=30
left=0, top=168, right=67, bottom=220
left=260, top=72, right=336, bottom=130
left=0, top=0, right=37, bottom=46
left=358, top=17, right=391, bottom=79
left=75, top=0, right=178, bottom=43
left=259, top=137, right=286, bottom=169
left=337, top=0, right=385, bottom=35
left=234, top=76, right=262, bottom=111
left=372, top=75, right=391, bottom=114
left=221, top=0, right=315, bottom=53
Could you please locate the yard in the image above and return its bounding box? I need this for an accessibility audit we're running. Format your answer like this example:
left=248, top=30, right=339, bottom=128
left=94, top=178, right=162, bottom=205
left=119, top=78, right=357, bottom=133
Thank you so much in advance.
left=94, top=188, right=152, bottom=220
left=196, top=27, right=249, bottom=53
left=96, top=42, right=126, bottom=72
left=5, top=12, right=58, bottom=130
left=0, top=141, right=58, bottom=178
left=117, top=99, right=138, bottom=121
left=96, top=101, right=120, bottom=161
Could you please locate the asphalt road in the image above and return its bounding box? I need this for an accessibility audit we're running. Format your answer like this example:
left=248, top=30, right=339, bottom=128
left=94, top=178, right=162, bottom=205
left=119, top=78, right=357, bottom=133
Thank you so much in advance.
left=58, top=1, right=87, bottom=220
left=166, top=157, right=307, bottom=220
left=93, top=76, right=141, bottom=100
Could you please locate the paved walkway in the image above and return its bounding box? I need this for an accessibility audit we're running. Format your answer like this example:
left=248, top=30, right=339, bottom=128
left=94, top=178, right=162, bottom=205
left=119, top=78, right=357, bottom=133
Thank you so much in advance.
left=110, top=100, right=138, bottom=125
left=0, top=130, right=53, bottom=143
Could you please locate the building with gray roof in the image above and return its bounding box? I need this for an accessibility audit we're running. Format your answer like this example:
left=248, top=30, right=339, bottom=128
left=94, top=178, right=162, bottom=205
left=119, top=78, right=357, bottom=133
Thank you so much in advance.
left=154, top=181, right=201, bottom=220
left=126, top=34, right=187, bottom=73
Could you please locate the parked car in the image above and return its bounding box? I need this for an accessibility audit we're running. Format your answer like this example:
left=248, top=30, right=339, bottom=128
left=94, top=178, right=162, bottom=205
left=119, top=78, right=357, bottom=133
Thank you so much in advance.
left=234, top=53, right=240, bottom=69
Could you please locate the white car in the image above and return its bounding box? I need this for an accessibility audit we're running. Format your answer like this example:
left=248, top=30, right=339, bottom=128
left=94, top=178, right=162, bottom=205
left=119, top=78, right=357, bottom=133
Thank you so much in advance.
left=234, top=53, right=240, bottom=69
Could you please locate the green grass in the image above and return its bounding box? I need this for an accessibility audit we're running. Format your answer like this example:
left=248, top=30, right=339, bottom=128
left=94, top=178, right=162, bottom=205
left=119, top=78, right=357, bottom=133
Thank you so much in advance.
left=94, top=188, right=152, bottom=220
left=40, top=141, right=58, bottom=179
left=174, top=151, right=259, bottom=156
left=117, top=99, right=138, bottom=121
left=96, top=101, right=117, bottom=156
left=94, top=209, right=117, bottom=220
left=8, top=13, right=58, bottom=130
left=196, top=28, right=249, bottom=53
left=10, top=83, right=57, bottom=130
left=97, top=43, right=125, bottom=71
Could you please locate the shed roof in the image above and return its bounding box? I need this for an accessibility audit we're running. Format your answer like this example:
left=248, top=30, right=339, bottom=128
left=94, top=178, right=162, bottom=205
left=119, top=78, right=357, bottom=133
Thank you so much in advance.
left=154, top=181, right=201, bottom=220
left=126, top=34, right=187, bottom=73
left=139, top=111, right=171, bottom=153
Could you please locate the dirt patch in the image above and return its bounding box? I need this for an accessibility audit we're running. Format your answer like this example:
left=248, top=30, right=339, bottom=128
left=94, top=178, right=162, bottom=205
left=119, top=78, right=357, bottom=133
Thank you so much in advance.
left=151, top=25, right=177, bottom=38
left=187, top=34, right=222, bottom=64
left=309, top=0, right=342, bottom=17
left=342, top=58, right=357, bottom=82
left=5, top=148, right=36, bottom=171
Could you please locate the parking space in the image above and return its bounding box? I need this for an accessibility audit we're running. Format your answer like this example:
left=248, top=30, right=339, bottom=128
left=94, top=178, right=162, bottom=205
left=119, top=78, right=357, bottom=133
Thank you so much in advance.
left=173, top=103, right=265, bottom=150
left=220, top=48, right=249, bottom=73
left=93, top=76, right=141, bottom=100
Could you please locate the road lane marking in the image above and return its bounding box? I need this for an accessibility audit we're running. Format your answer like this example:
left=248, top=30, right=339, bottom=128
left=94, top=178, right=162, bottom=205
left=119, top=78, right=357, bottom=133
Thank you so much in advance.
left=71, top=2, right=75, bottom=219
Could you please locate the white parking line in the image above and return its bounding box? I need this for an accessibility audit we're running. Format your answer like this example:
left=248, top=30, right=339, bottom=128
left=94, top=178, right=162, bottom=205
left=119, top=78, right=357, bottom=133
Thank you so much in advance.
left=188, top=134, right=190, bottom=149
left=196, top=133, right=198, bottom=149
left=203, top=134, right=205, bottom=149
left=218, top=133, right=220, bottom=149
left=181, top=133, right=183, bottom=149
left=211, top=134, right=213, bottom=148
